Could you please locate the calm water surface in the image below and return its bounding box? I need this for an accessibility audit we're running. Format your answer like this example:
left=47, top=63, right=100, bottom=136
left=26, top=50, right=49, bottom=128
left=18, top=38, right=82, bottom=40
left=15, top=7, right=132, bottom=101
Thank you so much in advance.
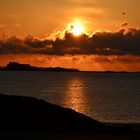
left=0, top=71, right=140, bottom=123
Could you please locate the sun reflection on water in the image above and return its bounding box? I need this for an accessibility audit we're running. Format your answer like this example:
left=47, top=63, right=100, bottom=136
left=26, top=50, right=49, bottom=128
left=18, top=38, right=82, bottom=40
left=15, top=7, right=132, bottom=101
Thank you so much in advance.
left=63, top=78, right=88, bottom=113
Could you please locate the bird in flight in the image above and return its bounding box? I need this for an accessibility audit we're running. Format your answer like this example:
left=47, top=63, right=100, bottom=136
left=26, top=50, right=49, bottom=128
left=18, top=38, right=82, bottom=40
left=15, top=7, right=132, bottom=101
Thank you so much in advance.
left=122, top=12, right=126, bottom=15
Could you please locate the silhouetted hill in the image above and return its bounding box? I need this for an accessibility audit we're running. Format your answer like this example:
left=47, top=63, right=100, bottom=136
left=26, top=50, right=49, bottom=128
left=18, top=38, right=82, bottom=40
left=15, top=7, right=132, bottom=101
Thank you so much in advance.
left=0, top=94, right=104, bottom=133
left=4, top=62, right=32, bottom=71
left=1, top=62, right=79, bottom=72
left=0, top=94, right=137, bottom=134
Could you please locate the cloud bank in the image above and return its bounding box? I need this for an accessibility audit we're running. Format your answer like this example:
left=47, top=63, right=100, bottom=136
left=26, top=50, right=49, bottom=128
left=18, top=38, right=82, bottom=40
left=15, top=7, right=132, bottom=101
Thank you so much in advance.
left=0, top=27, right=140, bottom=56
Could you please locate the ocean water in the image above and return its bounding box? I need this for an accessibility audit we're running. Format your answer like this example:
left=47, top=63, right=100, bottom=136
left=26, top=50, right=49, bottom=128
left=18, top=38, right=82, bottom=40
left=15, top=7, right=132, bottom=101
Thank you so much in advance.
left=0, top=71, right=140, bottom=123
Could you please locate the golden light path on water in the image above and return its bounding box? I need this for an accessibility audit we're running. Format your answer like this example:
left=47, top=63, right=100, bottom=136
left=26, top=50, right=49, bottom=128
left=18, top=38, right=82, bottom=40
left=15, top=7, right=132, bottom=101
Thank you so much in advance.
left=62, top=78, right=89, bottom=113
left=61, top=77, right=105, bottom=122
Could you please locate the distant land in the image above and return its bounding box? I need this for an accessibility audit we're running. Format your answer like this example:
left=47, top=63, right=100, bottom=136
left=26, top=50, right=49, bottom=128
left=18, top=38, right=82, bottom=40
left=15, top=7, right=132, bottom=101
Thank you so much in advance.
left=0, top=62, right=139, bottom=73
left=0, top=62, right=79, bottom=72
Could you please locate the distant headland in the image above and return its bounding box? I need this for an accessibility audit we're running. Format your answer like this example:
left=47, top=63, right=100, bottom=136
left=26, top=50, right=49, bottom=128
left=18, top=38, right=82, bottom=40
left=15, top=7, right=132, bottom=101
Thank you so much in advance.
left=0, top=62, right=139, bottom=73
left=0, top=62, right=79, bottom=72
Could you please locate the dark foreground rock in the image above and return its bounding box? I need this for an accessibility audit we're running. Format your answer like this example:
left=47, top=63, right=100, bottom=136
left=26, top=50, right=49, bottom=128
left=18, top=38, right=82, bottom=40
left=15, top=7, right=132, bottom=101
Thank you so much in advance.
left=0, top=94, right=137, bottom=134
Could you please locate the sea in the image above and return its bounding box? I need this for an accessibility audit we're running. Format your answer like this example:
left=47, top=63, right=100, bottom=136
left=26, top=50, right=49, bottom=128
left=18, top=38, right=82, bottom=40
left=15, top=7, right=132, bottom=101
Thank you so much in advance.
left=0, top=71, right=140, bottom=124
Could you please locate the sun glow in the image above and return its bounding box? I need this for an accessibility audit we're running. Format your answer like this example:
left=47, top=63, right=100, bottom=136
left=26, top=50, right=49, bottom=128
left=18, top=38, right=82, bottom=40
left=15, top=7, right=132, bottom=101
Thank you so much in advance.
left=67, top=21, right=85, bottom=36
left=71, top=24, right=83, bottom=36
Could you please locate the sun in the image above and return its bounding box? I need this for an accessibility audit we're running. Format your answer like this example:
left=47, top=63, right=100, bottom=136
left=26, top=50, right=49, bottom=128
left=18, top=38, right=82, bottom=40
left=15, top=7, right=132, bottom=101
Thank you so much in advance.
left=71, top=24, right=84, bottom=36
left=67, top=21, right=85, bottom=36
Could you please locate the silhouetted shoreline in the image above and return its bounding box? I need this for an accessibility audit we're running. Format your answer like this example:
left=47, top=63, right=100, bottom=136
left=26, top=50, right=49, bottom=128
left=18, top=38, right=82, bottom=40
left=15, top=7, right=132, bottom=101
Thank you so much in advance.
left=0, top=62, right=140, bottom=73
left=0, top=94, right=140, bottom=139
left=0, top=94, right=138, bottom=133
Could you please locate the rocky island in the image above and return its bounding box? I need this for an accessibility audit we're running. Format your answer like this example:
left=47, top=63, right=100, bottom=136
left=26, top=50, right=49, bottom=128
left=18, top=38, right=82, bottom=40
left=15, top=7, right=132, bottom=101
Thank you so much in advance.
left=0, top=62, right=79, bottom=72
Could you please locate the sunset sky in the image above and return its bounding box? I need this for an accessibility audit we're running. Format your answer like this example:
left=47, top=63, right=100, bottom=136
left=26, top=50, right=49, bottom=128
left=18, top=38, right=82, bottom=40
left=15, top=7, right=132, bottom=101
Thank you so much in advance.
left=0, top=0, right=140, bottom=71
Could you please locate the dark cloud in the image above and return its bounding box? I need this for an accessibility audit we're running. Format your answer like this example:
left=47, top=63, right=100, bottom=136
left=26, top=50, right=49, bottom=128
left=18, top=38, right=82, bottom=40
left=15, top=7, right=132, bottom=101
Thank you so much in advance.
left=24, top=35, right=52, bottom=49
left=0, top=27, right=140, bottom=56
left=121, top=22, right=128, bottom=28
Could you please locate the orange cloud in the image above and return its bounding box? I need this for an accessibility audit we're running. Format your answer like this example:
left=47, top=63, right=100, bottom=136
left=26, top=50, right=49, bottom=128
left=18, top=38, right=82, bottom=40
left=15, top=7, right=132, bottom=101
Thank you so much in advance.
left=0, top=54, right=140, bottom=72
